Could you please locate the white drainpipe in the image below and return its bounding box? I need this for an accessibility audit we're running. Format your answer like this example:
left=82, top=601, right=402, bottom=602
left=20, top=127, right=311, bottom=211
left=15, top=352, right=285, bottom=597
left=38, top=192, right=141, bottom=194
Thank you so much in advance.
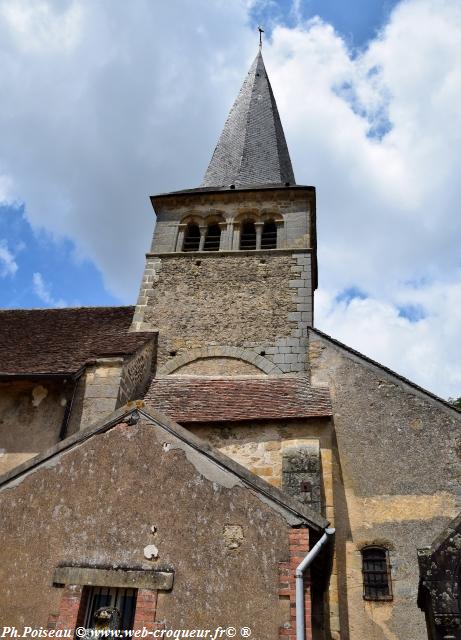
left=295, top=527, right=335, bottom=640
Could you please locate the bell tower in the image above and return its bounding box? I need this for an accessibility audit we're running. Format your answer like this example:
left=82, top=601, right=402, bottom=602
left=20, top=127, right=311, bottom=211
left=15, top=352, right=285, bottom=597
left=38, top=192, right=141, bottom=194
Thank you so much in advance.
left=132, top=50, right=317, bottom=377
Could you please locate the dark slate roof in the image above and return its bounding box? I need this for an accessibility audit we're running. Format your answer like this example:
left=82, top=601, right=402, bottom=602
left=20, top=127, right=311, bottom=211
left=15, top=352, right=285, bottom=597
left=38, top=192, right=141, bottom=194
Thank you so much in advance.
left=144, top=376, right=332, bottom=422
left=202, top=50, right=295, bottom=188
left=0, top=306, right=154, bottom=376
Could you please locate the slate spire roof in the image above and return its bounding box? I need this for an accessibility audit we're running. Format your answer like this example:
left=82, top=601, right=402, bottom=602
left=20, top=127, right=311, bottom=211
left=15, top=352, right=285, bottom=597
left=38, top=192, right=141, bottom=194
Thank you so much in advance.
left=202, top=50, right=296, bottom=188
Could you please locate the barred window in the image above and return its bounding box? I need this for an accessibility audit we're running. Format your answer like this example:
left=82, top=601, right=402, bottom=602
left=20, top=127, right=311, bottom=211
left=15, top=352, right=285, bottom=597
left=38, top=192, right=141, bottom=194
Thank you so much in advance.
left=83, top=586, right=136, bottom=631
left=361, top=546, right=392, bottom=601
left=183, top=223, right=201, bottom=251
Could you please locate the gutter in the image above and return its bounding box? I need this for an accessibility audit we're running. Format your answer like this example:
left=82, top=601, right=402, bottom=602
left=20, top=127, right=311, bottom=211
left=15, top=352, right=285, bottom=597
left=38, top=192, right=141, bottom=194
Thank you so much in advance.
left=296, top=527, right=335, bottom=640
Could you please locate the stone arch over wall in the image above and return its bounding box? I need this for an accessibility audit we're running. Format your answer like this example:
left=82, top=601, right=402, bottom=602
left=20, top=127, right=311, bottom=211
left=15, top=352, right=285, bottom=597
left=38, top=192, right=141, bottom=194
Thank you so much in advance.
left=158, top=346, right=283, bottom=376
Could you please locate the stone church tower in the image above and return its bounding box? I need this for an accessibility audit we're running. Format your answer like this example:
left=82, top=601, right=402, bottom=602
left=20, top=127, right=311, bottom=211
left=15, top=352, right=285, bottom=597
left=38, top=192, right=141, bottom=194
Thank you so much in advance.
left=1, top=46, right=460, bottom=640
left=131, top=51, right=317, bottom=377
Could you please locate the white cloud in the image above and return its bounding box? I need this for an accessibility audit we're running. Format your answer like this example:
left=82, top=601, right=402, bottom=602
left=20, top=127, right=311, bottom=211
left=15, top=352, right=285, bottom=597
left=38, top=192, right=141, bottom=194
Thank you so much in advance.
left=316, top=280, right=461, bottom=399
left=32, top=272, right=66, bottom=307
left=0, top=0, right=460, bottom=397
left=262, top=0, right=461, bottom=397
left=0, top=240, right=18, bottom=277
left=0, top=173, right=14, bottom=204
left=0, top=0, right=83, bottom=53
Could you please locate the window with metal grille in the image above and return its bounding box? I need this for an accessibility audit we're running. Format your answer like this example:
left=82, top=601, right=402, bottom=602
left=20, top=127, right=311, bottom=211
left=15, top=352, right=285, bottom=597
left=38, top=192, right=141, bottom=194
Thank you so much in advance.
left=361, top=547, right=392, bottom=600
left=240, top=221, right=256, bottom=250
left=203, top=224, right=221, bottom=251
left=183, top=224, right=200, bottom=251
left=261, top=220, right=277, bottom=249
left=83, top=586, right=137, bottom=631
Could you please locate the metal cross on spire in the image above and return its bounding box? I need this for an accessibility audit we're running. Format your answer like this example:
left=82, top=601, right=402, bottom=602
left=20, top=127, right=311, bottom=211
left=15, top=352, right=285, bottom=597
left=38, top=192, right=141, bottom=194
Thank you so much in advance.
left=258, top=26, right=264, bottom=48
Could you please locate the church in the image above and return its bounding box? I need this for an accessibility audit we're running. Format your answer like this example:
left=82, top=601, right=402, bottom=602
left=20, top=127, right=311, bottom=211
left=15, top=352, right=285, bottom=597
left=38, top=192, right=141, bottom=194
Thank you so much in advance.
left=1, top=48, right=460, bottom=640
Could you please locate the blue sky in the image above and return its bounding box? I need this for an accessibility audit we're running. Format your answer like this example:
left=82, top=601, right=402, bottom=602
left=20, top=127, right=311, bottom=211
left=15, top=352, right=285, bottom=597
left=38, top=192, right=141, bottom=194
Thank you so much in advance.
left=0, top=0, right=461, bottom=398
left=0, top=203, right=118, bottom=308
left=250, top=0, right=399, bottom=48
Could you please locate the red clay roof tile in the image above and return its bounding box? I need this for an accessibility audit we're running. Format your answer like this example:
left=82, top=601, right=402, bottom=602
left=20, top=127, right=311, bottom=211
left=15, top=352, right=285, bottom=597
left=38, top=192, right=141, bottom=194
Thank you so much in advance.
left=145, top=376, right=331, bottom=422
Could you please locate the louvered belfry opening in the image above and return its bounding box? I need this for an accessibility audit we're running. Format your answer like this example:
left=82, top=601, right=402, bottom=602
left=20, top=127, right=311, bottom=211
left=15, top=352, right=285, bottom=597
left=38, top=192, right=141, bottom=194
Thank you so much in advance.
left=240, top=221, right=257, bottom=250
left=361, top=547, right=392, bottom=600
left=261, top=220, right=277, bottom=249
left=203, top=224, right=221, bottom=251
left=183, top=223, right=201, bottom=251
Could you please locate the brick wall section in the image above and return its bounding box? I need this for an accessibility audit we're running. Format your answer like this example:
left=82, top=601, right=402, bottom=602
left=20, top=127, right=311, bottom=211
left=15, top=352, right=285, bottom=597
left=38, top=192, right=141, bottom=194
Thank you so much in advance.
left=54, top=584, right=87, bottom=631
left=132, top=589, right=165, bottom=632
left=279, top=529, right=312, bottom=640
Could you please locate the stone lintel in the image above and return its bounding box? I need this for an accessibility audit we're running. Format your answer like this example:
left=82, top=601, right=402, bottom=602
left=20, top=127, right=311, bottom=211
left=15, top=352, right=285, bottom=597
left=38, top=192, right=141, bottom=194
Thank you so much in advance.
left=53, top=566, right=174, bottom=591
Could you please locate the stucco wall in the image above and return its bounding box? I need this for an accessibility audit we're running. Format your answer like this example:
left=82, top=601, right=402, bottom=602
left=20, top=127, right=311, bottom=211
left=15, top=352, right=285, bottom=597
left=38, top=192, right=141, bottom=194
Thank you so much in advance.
left=0, top=418, right=295, bottom=635
left=0, top=380, right=72, bottom=475
left=189, top=418, right=339, bottom=637
left=308, top=330, right=461, bottom=640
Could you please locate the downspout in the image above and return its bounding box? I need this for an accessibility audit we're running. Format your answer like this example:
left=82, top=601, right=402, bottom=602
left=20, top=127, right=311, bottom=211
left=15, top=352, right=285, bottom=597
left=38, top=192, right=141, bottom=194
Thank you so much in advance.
left=296, top=527, right=335, bottom=640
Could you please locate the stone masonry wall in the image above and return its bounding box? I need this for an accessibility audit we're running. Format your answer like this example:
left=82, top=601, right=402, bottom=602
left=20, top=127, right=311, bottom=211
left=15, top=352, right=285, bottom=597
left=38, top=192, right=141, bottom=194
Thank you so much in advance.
left=118, top=340, right=156, bottom=405
left=132, top=250, right=313, bottom=373
left=189, top=417, right=339, bottom=638
left=308, top=329, right=461, bottom=640
left=150, top=188, right=314, bottom=254
left=78, top=358, right=124, bottom=430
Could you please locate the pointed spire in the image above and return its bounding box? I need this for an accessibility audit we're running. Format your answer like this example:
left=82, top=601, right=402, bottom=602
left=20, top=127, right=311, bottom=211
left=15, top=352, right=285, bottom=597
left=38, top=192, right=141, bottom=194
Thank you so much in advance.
left=202, top=50, right=296, bottom=189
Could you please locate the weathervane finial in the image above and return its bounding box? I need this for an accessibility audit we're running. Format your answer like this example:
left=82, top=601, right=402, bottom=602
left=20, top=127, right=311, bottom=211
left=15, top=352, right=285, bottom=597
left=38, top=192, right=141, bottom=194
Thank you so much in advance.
left=258, top=26, right=264, bottom=48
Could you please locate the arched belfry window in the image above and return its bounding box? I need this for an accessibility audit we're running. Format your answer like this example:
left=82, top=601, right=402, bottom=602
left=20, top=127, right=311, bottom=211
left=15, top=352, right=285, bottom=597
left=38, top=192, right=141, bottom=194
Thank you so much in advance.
left=261, top=220, right=277, bottom=249
left=183, top=223, right=200, bottom=252
left=361, top=546, right=392, bottom=601
left=203, top=224, right=221, bottom=251
left=240, top=221, right=257, bottom=250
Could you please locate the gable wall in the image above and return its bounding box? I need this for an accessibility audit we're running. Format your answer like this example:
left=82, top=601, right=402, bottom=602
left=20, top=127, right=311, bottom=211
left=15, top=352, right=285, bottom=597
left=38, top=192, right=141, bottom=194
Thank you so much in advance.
left=0, top=418, right=297, bottom=635
left=308, top=330, right=461, bottom=640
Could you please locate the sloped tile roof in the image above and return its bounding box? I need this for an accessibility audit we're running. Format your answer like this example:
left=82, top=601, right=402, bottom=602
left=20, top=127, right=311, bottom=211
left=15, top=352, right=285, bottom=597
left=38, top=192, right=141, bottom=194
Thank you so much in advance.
left=145, top=376, right=331, bottom=422
left=0, top=306, right=154, bottom=375
left=202, top=51, right=295, bottom=188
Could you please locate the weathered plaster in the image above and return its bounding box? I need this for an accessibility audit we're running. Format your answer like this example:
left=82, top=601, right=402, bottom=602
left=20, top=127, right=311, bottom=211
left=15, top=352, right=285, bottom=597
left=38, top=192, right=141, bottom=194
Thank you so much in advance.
left=308, top=329, right=461, bottom=640
left=0, top=417, right=304, bottom=634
